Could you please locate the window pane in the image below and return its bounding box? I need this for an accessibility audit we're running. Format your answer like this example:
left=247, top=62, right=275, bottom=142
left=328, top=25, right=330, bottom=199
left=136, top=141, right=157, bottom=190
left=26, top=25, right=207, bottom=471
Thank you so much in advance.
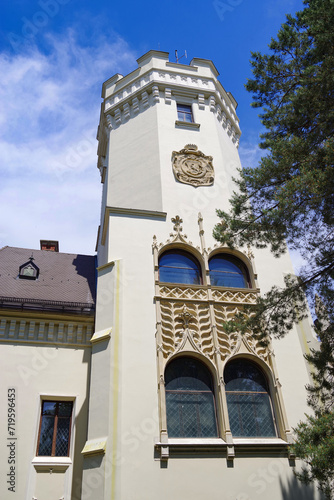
left=225, top=360, right=268, bottom=393
left=177, top=104, right=191, bottom=112
left=183, top=112, right=193, bottom=123
left=209, top=255, right=249, bottom=288
left=58, top=401, right=73, bottom=417
left=226, top=393, right=276, bottom=437
left=166, top=391, right=217, bottom=438
left=210, top=272, right=247, bottom=288
left=38, top=415, right=54, bottom=455
left=165, top=357, right=213, bottom=391
left=159, top=250, right=201, bottom=285
left=55, top=417, right=71, bottom=456
left=159, top=267, right=201, bottom=285
left=42, top=401, right=57, bottom=416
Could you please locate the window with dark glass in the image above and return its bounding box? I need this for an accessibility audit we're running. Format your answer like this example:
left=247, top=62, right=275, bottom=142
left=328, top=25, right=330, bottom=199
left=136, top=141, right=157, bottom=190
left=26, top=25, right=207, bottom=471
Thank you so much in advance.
left=225, top=360, right=276, bottom=437
left=159, top=250, right=202, bottom=285
left=177, top=103, right=193, bottom=123
left=37, top=401, right=73, bottom=456
left=165, top=357, right=218, bottom=438
left=209, top=254, right=250, bottom=288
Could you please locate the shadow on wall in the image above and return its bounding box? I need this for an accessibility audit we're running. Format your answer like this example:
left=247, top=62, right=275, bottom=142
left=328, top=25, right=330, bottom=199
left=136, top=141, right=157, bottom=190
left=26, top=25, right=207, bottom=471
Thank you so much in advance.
left=280, top=472, right=324, bottom=500
left=72, top=254, right=97, bottom=303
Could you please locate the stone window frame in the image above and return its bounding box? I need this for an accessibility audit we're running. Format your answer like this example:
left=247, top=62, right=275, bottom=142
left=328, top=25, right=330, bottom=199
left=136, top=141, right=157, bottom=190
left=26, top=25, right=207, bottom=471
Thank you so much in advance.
left=224, top=357, right=278, bottom=438
left=153, top=233, right=292, bottom=460
left=36, top=399, right=73, bottom=457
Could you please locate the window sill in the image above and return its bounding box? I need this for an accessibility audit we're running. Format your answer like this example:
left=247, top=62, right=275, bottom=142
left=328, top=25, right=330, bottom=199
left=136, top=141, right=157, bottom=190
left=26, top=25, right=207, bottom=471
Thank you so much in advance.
left=233, top=438, right=287, bottom=446
left=155, top=437, right=287, bottom=447
left=175, top=120, right=200, bottom=129
left=32, top=456, right=72, bottom=472
left=158, top=438, right=226, bottom=446
left=155, top=437, right=289, bottom=460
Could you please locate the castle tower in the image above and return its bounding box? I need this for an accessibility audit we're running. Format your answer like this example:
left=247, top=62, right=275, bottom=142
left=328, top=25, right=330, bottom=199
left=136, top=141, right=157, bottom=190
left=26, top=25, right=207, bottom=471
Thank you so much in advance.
left=83, top=51, right=320, bottom=500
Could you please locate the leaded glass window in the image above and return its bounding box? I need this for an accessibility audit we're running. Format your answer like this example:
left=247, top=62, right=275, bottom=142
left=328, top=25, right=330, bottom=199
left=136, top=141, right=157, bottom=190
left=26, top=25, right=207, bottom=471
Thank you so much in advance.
left=209, top=254, right=250, bottom=288
left=225, top=360, right=276, bottom=437
left=37, top=401, right=73, bottom=456
left=165, top=357, right=218, bottom=438
left=159, top=250, right=202, bottom=285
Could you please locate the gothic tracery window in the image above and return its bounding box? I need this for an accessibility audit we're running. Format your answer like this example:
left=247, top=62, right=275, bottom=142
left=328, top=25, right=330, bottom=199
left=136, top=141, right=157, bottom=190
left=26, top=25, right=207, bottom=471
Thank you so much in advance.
left=165, top=357, right=218, bottom=438
left=224, top=359, right=276, bottom=437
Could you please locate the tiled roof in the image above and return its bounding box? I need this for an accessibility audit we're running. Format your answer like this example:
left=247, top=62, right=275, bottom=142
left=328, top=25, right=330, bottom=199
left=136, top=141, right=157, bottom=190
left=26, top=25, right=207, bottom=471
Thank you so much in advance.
left=0, top=246, right=96, bottom=308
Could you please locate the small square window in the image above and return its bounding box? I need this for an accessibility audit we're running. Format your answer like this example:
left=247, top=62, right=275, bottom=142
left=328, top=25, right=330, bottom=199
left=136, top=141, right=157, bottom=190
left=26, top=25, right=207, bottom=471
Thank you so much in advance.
left=37, top=401, right=73, bottom=457
left=177, top=104, right=193, bottom=123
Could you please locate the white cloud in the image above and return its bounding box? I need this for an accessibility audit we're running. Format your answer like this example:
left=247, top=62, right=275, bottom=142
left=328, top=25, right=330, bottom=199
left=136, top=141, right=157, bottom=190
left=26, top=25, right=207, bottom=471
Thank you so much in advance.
left=238, top=141, right=266, bottom=170
left=0, top=31, right=137, bottom=254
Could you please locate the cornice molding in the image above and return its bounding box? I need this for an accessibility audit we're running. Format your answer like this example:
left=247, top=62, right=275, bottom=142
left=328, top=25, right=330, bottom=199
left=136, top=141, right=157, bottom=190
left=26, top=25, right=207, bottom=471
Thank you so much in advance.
left=0, top=315, right=93, bottom=346
left=102, top=69, right=240, bottom=134
left=101, top=206, right=167, bottom=246
left=0, top=296, right=95, bottom=315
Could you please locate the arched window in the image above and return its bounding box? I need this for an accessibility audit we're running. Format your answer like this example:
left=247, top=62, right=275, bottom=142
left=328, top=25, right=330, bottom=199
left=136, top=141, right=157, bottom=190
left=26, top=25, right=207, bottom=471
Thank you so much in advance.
left=224, top=359, right=276, bottom=437
left=159, top=250, right=202, bottom=285
left=165, top=357, right=218, bottom=438
left=209, top=254, right=250, bottom=288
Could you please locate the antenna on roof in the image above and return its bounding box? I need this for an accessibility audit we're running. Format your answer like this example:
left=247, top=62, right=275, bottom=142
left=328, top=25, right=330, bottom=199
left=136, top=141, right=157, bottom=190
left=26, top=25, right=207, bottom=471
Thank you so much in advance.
left=175, top=50, right=187, bottom=63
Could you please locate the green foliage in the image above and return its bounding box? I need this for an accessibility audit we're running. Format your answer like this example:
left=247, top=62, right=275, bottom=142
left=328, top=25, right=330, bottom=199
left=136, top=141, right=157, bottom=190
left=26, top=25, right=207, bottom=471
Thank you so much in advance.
left=293, top=309, right=334, bottom=499
left=214, top=0, right=334, bottom=337
left=214, top=0, right=334, bottom=496
left=293, top=412, right=334, bottom=499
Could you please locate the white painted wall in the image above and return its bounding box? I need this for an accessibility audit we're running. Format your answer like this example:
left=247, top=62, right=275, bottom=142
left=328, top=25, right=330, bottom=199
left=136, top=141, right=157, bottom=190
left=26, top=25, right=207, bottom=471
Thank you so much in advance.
left=1, top=342, right=90, bottom=500
left=90, top=52, right=322, bottom=500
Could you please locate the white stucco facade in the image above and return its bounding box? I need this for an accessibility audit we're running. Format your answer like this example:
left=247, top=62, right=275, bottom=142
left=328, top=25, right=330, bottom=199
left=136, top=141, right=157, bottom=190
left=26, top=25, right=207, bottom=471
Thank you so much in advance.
left=84, top=51, right=322, bottom=500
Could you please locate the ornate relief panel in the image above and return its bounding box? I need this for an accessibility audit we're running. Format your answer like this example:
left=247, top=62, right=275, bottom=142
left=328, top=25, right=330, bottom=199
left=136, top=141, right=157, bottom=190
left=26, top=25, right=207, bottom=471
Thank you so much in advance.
left=159, top=302, right=214, bottom=360
left=172, top=144, right=214, bottom=187
left=214, top=304, right=269, bottom=363
left=154, top=215, right=291, bottom=447
left=153, top=215, right=270, bottom=368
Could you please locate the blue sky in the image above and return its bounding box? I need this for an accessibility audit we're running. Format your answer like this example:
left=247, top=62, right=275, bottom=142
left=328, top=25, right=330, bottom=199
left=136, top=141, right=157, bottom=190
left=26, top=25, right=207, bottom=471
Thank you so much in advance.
left=0, top=0, right=305, bottom=259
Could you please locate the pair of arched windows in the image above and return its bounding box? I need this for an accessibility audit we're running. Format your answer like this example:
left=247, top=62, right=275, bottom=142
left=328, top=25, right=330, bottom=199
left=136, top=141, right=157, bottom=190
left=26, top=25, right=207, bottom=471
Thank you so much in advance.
left=159, top=250, right=251, bottom=288
left=165, top=357, right=276, bottom=438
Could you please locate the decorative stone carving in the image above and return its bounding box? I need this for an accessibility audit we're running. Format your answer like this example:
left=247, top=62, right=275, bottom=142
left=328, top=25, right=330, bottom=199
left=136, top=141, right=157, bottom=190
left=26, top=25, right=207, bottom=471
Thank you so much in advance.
left=106, top=114, right=113, bottom=130
left=123, top=103, right=130, bottom=120
left=152, top=85, right=160, bottom=103
left=141, top=91, right=149, bottom=109
left=164, top=88, right=172, bottom=104
left=198, top=93, right=205, bottom=110
left=177, top=305, right=194, bottom=329
left=159, top=300, right=214, bottom=360
left=132, top=97, right=139, bottom=114
left=209, top=96, right=216, bottom=112
left=171, top=215, right=183, bottom=233
left=114, top=108, right=121, bottom=125
left=172, top=144, right=214, bottom=187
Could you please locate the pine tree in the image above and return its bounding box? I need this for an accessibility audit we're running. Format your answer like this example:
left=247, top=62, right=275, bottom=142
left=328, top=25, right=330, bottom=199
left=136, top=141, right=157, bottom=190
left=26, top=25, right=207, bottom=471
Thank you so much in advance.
left=214, top=0, right=334, bottom=338
left=293, top=299, right=334, bottom=499
left=213, top=0, right=334, bottom=496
